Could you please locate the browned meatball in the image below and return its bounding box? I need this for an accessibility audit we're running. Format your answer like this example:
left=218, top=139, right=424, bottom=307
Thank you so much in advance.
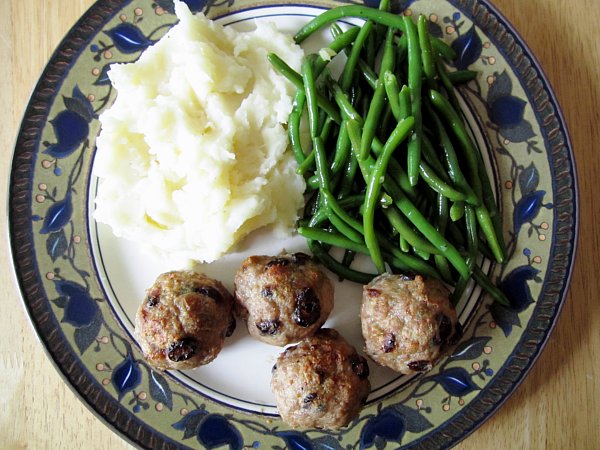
left=361, top=273, right=461, bottom=375
left=234, top=253, right=333, bottom=346
left=134, top=271, right=235, bottom=370
left=271, top=328, right=370, bottom=429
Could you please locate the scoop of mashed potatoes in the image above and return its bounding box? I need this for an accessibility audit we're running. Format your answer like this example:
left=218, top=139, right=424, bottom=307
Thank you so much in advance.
left=93, top=1, right=306, bottom=265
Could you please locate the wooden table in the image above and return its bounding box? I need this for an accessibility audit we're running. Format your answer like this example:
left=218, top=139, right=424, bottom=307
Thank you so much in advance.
left=1, top=0, right=598, bottom=448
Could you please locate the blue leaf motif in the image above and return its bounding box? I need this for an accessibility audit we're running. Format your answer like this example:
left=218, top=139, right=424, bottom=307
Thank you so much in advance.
left=55, top=279, right=99, bottom=328
left=74, top=310, right=102, bottom=354
left=500, top=119, right=536, bottom=143
left=488, top=302, right=521, bottom=336
left=360, top=408, right=406, bottom=450
left=105, top=23, right=152, bottom=54
left=513, top=190, right=546, bottom=233
left=501, top=265, right=539, bottom=312
left=111, top=352, right=141, bottom=400
left=487, top=71, right=512, bottom=104
left=391, top=404, right=433, bottom=433
left=43, top=110, right=89, bottom=158
left=63, top=85, right=94, bottom=122
left=94, top=64, right=112, bottom=86
left=434, top=367, right=480, bottom=397
left=490, top=95, right=527, bottom=128
left=149, top=370, right=173, bottom=410
left=451, top=26, right=482, bottom=70
left=197, top=414, right=243, bottom=449
left=46, top=229, right=68, bottom=261
left=40, top=192, right=72, bottom=234
left=276, top=431, right=314, bottom=450
left=518, top=163, right=539, bottom=196
left=449, top=336, right=492, bottom=361
left=172, top=409, right=208, bottom=439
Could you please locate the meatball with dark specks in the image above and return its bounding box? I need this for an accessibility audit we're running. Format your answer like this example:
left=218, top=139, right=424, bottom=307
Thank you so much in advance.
left=271, top=328, right=371, bottom=429
left=234, top=253, right=334, bottom=346
left=361, top=273, right=461, bottom=375
left=135, top=271, right=235, bottom=370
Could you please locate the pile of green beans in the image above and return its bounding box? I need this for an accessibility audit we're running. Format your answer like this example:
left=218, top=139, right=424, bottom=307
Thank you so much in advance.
left=268, top=4, right=509, bottom=306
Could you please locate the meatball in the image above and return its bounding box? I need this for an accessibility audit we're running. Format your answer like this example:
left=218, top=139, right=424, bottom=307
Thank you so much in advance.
left=271, top=328, right=370, bottom=429
left=234, top=253, right=333, bottom=346
left=134, top=271, right=235, bottom=370
left=361, top=273, right=461, bottom=375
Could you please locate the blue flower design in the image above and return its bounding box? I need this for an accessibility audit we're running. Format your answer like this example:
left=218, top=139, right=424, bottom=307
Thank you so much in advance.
left=43, top=86, right=93, bottom=159
left=112, top=352, right=142, bottom=400
left=433, top=367, right=480, bottom=397
left=40, top=192, right=72, bottom=234
left=487, top=71, right=535, bottom=142
left=451, top=26, right=482, bottom=70
left=54, top=279, right=99, bottom=328
left=104, top=22, right=152, bottom=53
left=173, top=411, right=243, bottom=449
left=360, top=405, right=432, bottom=449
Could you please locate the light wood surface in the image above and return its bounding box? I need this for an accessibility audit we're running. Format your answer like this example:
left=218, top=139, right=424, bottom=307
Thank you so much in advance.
left=1, top=0, right=598, bottom=448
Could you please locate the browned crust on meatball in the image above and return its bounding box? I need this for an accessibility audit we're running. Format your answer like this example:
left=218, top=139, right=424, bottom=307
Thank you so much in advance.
left=134, top=271, right=235, bottom=370
left=361, top=273, right=461, bottom=375
left=271, top=329, right=371, bottom=430
left=234, top=253, right=334, bottom=346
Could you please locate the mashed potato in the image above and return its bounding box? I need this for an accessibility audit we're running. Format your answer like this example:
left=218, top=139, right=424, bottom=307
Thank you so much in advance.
left=93, top=2, right=306, bottom=265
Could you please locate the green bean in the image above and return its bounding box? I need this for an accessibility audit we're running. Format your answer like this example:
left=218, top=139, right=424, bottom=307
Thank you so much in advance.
left=421, top=134, right=451, bottom=182
left=419, top=160, right=468, bottom=201
left=382, top=207, right=440, bottom=255
left=472, top=266, right=510, bottom=306
left=399, top=235, right=410, bottom=252
left=399, top=84, right=411, bottom=119
left=447, top=69, right=478, bottom=84
left=403, top=15, right=422, bottom=186
left=417, top=15, right=436, bottom=85
left=328, top=209, right=364, bottom=243
left=288, top=91, right=306, bottom=164
left=338, top=151, right=359, bottom=198
left=314, top=27, right=361, bottom=76
left=464, top=204, right=478, bottom=255
left=431, top=37, right=457, bottom=60
left=302, top=57, right=319, bottom=139
left=330, top=120, right=351, bottom=174
left=450, top=200, right=465, bottom=221
left=363, top=116, right=415, bottom=272
left=322, top=189, right=363, bottom=234
left=476, top=152, right=506, bottom=260
left=475, top=204, right=505, bottom=263
left=340, top=20, right=374, bottom=91
left=331, top=80, right=362, bottom=122
left=393, top=194, right=471, bottom=278
left=434, top=53, right=460, bottom=111
left=308, top=240, right=375, bottom=284
left=360, top=27, right=396, bottom=161
left=383, top=71, right=402, bottom=121
left=312, top=136, right=330, bottom=191
left=428, top=88, right=481, bottom=196
left=394, top=34, right=408, bottom=64
left=294, top=6, right=406, bottom=44
left=299, top=227, right=365, bottom=253
left=267, top=53, right=341, bottom=123
left=358, top=59, right=378, bottom=89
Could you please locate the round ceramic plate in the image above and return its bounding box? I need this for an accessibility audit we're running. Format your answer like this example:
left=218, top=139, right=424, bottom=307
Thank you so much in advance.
left=9, top=0, right=577, bottom=448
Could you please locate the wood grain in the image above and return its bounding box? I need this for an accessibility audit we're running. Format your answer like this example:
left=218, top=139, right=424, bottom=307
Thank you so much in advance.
left=0, top=0, right=597, bottom=448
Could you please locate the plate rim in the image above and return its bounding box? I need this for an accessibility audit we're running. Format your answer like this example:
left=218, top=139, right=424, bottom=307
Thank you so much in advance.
left=8, top=0, right=578, bottom=448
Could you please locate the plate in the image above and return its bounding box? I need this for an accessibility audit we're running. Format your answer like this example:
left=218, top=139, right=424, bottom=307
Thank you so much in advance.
left=8, top=0, right=577, bottom=448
